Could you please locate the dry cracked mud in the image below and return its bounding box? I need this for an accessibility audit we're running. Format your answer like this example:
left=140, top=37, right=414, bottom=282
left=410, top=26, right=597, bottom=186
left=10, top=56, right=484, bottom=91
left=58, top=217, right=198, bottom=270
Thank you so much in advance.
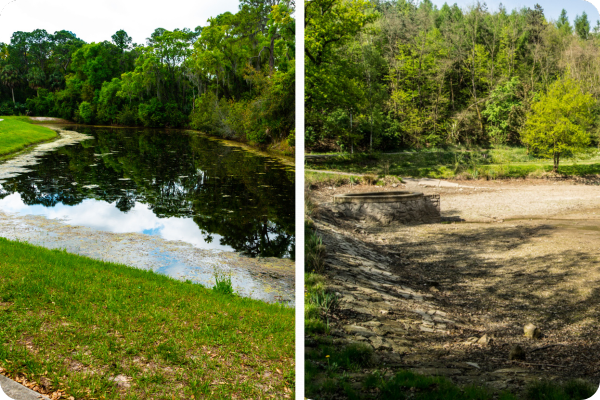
left=307, top=177, right=600, bottom=394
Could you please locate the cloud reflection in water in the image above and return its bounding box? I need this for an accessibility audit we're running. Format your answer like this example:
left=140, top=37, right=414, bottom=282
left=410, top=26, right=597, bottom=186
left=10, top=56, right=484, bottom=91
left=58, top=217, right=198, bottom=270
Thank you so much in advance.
left=0, top=192, right=233, bottom=251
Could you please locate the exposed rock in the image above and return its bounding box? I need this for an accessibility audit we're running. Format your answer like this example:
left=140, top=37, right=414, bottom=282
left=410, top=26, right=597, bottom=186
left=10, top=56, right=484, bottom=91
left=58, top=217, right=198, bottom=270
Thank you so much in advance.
left=477, top=334, right=493, bottom=346
left=411, top=368, right=462, bottom=377
left=464, top=337, right=479, bottom=345
left=492, top=367, right=528, bottom=374
left=488, top=381, right=508, bottom=390
left=370, top=336, right=392, bottom=351
left=344, top=324, right=375, bottom=337
left=509, top=345, right=526, bottom=361
left=524, top=323, right=541, bottom=339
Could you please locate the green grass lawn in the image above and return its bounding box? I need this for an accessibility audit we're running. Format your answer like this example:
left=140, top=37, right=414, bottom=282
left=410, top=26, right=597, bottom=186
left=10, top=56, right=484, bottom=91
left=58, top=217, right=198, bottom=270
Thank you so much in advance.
left=0, top=116, right=58, bottom=157
left=306, top=147, right=600, bottom=179
left=0, top=238, right=294, bottom=399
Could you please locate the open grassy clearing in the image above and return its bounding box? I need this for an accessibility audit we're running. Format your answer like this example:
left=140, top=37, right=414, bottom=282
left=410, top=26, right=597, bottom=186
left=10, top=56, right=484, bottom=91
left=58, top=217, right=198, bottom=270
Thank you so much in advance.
left=0, top=237, right=294, bottom=399
left=306, top=147, right=600, bottom=179
left=0, top=116, right=58, bottom=157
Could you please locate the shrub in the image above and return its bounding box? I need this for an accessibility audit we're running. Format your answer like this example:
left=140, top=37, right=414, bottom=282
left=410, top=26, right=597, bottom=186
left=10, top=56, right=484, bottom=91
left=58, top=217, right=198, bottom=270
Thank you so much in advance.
left=78, top=101, right=94, bottom=123
left=362, top=174, right=378, bottom=185
left=116, top=104, right=139, bottom=126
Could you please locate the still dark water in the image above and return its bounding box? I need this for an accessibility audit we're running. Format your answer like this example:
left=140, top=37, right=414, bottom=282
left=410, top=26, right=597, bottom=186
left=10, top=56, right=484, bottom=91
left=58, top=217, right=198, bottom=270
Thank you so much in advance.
left=0, top=126, right=295, bottom=258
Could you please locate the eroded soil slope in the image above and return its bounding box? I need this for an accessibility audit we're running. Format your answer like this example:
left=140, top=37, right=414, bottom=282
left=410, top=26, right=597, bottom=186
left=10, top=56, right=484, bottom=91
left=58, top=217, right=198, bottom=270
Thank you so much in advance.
left=309, top=178, right=600, bottom=393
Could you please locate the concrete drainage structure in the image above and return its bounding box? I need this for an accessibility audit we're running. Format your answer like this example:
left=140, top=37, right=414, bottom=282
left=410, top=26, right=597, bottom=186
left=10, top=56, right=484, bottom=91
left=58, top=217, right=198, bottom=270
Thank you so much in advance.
left=332, top=191, right=440, bottom=225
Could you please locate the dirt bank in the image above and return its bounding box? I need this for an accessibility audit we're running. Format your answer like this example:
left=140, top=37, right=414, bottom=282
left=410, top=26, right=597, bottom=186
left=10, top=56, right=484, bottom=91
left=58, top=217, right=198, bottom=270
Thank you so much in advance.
left=307, top=178, right=600, bottom=394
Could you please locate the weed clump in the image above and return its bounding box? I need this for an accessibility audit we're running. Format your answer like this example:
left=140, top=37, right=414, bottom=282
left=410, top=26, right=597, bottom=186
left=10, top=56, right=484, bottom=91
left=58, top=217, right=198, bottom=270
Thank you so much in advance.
left=212, top=268, right=235, bottom=295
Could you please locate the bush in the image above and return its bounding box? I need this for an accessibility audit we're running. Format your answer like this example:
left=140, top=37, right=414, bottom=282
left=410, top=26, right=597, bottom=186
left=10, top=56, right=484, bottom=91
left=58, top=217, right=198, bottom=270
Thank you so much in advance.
left=116, top=104, right=139, bottom=126
left=0, top=101, right=15, bottom=115
left=138, top=98, right=165, bottom=127
left=78, top=101, right=94, bottom=123
left=362, top=174, right=378, bottom=185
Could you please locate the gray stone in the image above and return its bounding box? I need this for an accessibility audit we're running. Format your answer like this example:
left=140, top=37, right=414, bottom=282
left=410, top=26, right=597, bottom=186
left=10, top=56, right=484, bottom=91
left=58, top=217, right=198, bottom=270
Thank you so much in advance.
left=411, top=368, right=462, bottom=377
left=344, top=324, right=375, bottom=337
left=492, top=367, right=528, bottom=374
left=477, top=334, right=493, bottom=345
left=524, top=323, right=541, bottom=339
left=0, top=374, right=50, bottom=400
left=370, top=336, right=392, bottom=351
left=488, top=381, right=508, bottom=390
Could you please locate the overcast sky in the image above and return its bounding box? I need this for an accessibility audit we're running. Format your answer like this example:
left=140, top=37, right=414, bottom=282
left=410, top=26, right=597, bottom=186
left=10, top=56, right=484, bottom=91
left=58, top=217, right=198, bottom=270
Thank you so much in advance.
left=0, top=0, right=240, bottom=44
left=429, top=0, right=600, bottom=24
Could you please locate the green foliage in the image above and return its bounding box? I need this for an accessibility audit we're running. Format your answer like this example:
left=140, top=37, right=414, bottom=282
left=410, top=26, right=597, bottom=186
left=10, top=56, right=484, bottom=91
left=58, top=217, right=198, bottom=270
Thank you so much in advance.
left=0, top=1, right=294, bottom=145
left=557, top=10, right=573, bottom=35
left=574, top=12, right=590, bottom=40
left=305, top=1, right=600, bottom=153
left=482, top=77, right=524, bottom=145
left=526, top=379, right=596, bottom=400
left=138, top=99, right=186, bottom=128
left=212, top=269, right=235, bottom=295
left=521, top=75, right=595, bottom=171
left=78, top=101, right=94, bottom=123
left=305, top=228, right=326, bottom=274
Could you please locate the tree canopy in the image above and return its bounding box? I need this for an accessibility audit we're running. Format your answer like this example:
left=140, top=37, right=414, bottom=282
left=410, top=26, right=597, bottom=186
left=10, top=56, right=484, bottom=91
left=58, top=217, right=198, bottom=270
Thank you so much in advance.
left=521, top=76, right=595, bottom=172
left=305, top=0, right=600, bottom=153
left=0, top=0, right=295, bottom=146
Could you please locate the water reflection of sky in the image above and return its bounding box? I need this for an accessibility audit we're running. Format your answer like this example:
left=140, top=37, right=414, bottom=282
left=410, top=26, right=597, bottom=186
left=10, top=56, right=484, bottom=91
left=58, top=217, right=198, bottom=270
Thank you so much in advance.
left=0, top=191, right=234, bottom=252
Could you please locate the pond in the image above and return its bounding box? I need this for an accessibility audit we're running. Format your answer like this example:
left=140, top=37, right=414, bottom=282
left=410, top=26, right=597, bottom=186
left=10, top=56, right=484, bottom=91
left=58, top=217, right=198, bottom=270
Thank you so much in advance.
left=0, top=125, right=295, bottom=303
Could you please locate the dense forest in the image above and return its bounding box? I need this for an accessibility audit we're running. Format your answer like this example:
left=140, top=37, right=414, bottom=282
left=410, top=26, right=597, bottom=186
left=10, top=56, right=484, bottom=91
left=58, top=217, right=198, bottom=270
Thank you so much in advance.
left=306, top=0, right=600, bottom=152
left=0, top=0, right=295, bottom=146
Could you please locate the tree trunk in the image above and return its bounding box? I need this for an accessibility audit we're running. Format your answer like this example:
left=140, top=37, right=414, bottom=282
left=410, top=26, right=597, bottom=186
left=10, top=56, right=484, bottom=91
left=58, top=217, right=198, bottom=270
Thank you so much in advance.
left=11, top=87, right=15, bottom=106
left=350, top=110, right=353, bottom=154
left=269, top=36, right=276, bottom=75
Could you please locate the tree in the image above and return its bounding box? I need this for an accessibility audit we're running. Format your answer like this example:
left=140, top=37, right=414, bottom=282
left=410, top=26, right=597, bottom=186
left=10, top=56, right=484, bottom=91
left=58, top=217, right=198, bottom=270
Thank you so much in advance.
left=111, top=30, right=132, bottom=50
left=482, top=77, right=524, bottom=145
left=556, top=9, right=572, bottom=34
left=575, top=12, right=590, bottom=40
left=521, top=76, right=595, bottom=172
left=305, top=0, right=374, bottom=147
left=0, top=64, right=19, bottom=105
